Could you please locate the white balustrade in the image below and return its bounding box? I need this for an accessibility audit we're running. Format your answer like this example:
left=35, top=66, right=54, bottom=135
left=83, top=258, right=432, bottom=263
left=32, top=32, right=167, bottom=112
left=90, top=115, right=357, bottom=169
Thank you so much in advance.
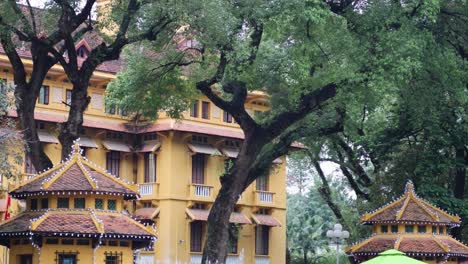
left=139, top=183, right=154, bottom=196
left=258, top=191, right=273, bottom=203
left=226, top=256, right=242, bottom=264
left=255, top=256, right=270, bottom=264
left=190, top=254, right=202, bottom=264
left=194, top=185, right=211, bottom=197
left=137, top=255, right=154, bottom=264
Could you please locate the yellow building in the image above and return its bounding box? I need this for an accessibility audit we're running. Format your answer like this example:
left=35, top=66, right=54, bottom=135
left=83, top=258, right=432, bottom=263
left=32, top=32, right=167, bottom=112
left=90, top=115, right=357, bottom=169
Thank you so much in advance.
left=0, top=17, right=287, bottom=264
left=347, top=181, right=468, bottom=264
left=0, top=143, right=157, bottom=264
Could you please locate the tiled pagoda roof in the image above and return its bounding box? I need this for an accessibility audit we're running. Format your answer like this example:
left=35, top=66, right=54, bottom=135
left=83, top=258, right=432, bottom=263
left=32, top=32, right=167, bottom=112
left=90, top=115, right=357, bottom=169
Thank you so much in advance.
left=349, top=234, right=468, bottom=258
left=0, top=209, right=156, bottom=244
left=360, top=181, right=460, bottom=226
left=10, top=141, right=138, bottom=199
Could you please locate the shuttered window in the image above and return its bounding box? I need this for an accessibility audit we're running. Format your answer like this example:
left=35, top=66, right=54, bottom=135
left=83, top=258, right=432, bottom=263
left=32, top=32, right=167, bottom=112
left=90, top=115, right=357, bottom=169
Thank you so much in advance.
left=191, top=154, right=205, bottom=184
left=201, top=101, right=210, bottom=119
left=190, top=100, right=199, bottom=117
left=106, top=151, right=120, bottom=177
left=190, top=221, right=203, bottom=252
left=66, top=89, right=72, bottom=105
left=144, top=153, right=157, bottom=183
left=38, top=85, right=49, bottom=105
left=223, top=111, right=233, bottom=123
left=256, top=175, right=269, bottom=191
left=255, top=225, right=269, bottom=255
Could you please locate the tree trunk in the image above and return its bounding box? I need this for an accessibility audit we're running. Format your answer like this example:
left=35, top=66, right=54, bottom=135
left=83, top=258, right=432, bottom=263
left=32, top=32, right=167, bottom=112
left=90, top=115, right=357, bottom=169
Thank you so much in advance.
left=201, top=174, right=243, bottom=263
left=452, top=147, right=466, bottom=241
left=14, top=83, right=53, bottom=172
left=58, top=82, right=91, bottom=159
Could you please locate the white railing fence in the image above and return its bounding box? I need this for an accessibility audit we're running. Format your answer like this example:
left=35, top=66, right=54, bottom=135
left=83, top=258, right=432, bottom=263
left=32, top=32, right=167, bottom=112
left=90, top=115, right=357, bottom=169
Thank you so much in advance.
left=137, top=255, right=154, bottom=264
left=255, top=256, right=270, bottom=264
left=258, top=192, right=273, bottom=203
left=194, top=185, right=211, bottom=197
left=139, top=183, right=154, bottom=196
left=190, top=254, right=202, bottom=264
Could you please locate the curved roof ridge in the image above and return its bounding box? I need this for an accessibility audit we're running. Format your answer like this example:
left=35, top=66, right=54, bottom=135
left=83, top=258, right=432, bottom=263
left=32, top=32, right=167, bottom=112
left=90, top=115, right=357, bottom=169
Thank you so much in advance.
left=360, top=181, right=460, bottom=225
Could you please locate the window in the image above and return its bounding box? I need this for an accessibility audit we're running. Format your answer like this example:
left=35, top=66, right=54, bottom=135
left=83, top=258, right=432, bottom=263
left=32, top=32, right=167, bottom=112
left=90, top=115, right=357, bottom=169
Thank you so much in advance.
left=57, top=198, right=69, bottom=209
left=38, top=85, right=49, bottom=105
left=95, top=199, right=104, bottom=209
left=405, top=225, right=414, bottom=233
left=201, top=101, right=210, bottom=119
left=440, top=226, right=444, bottom=234
left=19, top=255, right=33, bottom=264
left=74, top=198, right=85, bottom=209
left=106, top=131, right=124, bottom=140
left=0, top=78, right=7, bottom=94
left=381, top=225, right=388, bottom=233
left=104, top=252, right=122, bottom=264
left=61, top=239, right=74, bottom=245
left=191, top=154, right=205, bottom=184
left=142, top=202, right=152, bottom=208
left=77, top=239, right=89, bottom=245
left=107, top=200, right=116, bottom=210
left=223, top=110, right=233, bottom=123
left=256, top=175, right=269, bottom=191
left=41, top=198, right=49, bottom=209
left=30, top=199, right=38, bottom=210
left=108, top=241, right=118, bottom=246
left=190, top=221, right=203, bottom=252
left=143, top=133, right=157, bottom=141
left=46, top=238, right=59, bottom=244
left=76, top=45, right=89, bottom=58
left=66, top=89, right=72, bottom=105
left=106, top=151, right=121, bottom=177
left=144, top=153, right=157, bottom=183
left=192, top=135, right=208, bottom=144
left=118, top=108, right=128, bottom=117
left=190, top=100, right=199, bottom=117
left=391, top=225, right=398, bottom=233
left=120, top=241, right=129, bottom=247
left=225, top=140, right=240, bottom=148
left=56, top=252, right=78, bottom=264
left=255, top=225, right=269, bottom=255
left=418, top=225, right=426, bottom=233
left=24, top=153, right=37, bottom=174
left=228, top=224, right=239, bottom=254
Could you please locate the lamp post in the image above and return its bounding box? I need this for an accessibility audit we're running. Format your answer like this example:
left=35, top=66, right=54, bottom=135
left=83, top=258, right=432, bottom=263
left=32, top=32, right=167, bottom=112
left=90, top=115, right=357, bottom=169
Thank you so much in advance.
left=326, top=223, right=349, bottom=264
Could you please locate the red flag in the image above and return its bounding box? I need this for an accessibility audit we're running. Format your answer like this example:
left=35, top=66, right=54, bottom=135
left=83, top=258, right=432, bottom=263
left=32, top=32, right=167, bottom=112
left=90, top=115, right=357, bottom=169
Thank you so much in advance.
left=4, top=194, right=11, bottom=220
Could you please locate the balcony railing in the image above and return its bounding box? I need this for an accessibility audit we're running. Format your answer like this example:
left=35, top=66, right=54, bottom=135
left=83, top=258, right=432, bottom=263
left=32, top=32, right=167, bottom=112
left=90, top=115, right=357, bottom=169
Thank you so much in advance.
left=138, top=183, right=159, bottom=200
left=254, top=191, right=275, bottom=205
left=255, top=256, right=270, bottom=264
left=136, top=252, right=154, bottom=264
left=189, top=184, right=214, bottom=201
left=190, top=254, right=202, bottom=264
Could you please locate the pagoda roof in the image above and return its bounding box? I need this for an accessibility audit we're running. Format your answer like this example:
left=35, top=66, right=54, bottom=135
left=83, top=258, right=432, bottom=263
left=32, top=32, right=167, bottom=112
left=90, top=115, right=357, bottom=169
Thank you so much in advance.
left=360, top=181, right=460, bottom=226
left=0, top=209, right=156, bottom=244
left=348, top=234, right=468, bottom=259
left=10, top=141, right=138, bottom=199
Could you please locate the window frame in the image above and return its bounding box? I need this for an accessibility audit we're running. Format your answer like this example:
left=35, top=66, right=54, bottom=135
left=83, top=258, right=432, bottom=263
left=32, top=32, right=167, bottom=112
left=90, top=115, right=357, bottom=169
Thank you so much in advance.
left=74, top=198, right=86, bottom=209
left=106, top=151, right=121, bottom=177
left=201, top=101, right=210, bottom=119
left=30, top=199, right=38, bottom=210
left=190, top=100, right=199, bottom=118
left=190, top=221, right=203, bottom=252
left=144, top=152, right=157, bottom=183
left=38, top=85, right=50, bottom=105
left=255, top=225, right=270, bottom=256
left=191, top=154, right=206, bottom=184
left=107, top=199, right=117, bottom=211
left=57, top=198, right=70, bottom=209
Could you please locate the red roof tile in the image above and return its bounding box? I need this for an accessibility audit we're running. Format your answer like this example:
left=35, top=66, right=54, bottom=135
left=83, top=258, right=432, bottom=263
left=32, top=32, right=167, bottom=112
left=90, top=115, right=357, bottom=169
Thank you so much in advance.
left=0, top=210, right=156, bottom=239
left=361, top=181, right=460, bottom=226
left=252, top=214, right=281, bottom=227
left=10, top=145, right=138, bottom=199
left=185, top=209, right=252, bottom=225
left=399, top=237, right=445, bottom=253
left=134, top=208, right=160, bottom=220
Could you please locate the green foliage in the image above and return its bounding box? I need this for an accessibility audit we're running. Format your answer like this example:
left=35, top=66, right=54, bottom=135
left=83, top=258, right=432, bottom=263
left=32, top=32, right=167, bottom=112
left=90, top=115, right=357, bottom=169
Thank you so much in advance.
left=105, top=44, right=197, bottom=120
left=0, top=81, right=23, bottom=180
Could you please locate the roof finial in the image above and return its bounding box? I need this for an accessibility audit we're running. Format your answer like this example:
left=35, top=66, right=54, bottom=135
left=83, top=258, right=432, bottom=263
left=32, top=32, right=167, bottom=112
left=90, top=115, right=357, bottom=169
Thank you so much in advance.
left=72, top=139, right=83, bottom=156
left=405, top=180, right=415, bottom=194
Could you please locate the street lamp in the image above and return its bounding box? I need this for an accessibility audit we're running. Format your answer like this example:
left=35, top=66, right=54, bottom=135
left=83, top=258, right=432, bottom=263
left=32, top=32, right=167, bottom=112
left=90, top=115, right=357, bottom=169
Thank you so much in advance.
left=326, top=223, right=349, bottom=264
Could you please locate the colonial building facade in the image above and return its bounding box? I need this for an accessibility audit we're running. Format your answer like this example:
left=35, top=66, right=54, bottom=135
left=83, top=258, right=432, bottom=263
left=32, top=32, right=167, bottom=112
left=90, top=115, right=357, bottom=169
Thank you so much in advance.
left=347, top=181, right=468, bottom=264
left=0, top=14, right=286, bottom=264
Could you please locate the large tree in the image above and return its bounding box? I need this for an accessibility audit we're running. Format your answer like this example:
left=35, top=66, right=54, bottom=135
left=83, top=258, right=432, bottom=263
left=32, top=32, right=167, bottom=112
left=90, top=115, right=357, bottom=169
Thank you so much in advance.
left=107, top=0, right=359, bottom=262
left=0, top=0, right=177, bottom=170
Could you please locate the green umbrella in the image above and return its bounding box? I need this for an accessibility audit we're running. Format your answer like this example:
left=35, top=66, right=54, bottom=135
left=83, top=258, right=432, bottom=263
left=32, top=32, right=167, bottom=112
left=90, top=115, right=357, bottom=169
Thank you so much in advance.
left=361, top=249, right=427, bottom=264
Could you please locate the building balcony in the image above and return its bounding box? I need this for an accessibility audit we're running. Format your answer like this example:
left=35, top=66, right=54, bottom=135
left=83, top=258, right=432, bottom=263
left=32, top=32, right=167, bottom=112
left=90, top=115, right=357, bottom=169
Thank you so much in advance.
left=255, top=256, right=270, bottom=264
left=254, top=190, right=275, bottom=206
left=189, top=184, right=214, bottom=202
left=136, top=251, right=155, bottom=264
left=138, top=182, right=159, bottom=200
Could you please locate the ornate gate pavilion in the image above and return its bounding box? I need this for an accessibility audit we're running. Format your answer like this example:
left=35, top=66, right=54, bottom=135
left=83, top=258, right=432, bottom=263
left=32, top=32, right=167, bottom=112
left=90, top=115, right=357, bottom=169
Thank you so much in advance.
left=0, top=143, right=157, bottom=264
left=347, top=181, right=468, bottom=264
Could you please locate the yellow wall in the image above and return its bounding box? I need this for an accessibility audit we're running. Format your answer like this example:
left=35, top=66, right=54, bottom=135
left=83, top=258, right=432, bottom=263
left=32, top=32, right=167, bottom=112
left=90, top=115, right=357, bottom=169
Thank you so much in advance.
left=0, top=56, right=287, bottom=263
